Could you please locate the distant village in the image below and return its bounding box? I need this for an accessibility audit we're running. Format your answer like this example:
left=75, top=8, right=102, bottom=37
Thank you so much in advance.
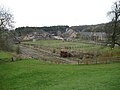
left=14, top=25, right=107, bottom=44
left=19, top=28, right=106, bottom=43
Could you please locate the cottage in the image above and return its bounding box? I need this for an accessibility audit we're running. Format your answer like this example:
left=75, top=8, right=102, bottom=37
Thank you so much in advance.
left=23, top=34, right=35, bottom=41
left=80, top=32, right=106, bottom=41
left=53, top=36, right=64, bottom=40
left=63, top=28, right=77, bottom=41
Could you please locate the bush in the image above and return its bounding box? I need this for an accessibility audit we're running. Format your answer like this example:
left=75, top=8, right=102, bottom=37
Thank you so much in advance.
left=16, top=45, right=21, bottom=54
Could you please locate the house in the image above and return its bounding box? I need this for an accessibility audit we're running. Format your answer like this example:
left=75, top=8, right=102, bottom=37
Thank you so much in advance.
left=14, top=36, right=21, bottom=44
left=79, top=32, right=106, bottom=41
left=53, top=36, right=64, bottom=40
left=93, top=32, right=106, bottom=40
left=23, top=34, right=35, bottom=41
left=63, top=28, right=78, bottom=41
left=22, top=29, right=53, bottom=41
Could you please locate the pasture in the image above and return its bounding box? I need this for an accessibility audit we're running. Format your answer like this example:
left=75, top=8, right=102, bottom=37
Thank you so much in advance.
left=22, top=40, right=102, bottom=51
left=0, top=59, right=120, bottom=90
left=22, top=40, right=120, bottom=64
left=22, top=40, right=120, bottom=55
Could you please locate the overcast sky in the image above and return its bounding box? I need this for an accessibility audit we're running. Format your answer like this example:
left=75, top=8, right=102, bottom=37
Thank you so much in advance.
left=0, top=0, right=116, bottom=27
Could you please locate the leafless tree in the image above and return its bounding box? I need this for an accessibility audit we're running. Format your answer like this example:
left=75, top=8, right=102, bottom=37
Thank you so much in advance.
left=0, top=6, right=14, bottom=51
left=0, top=6, right=14, bottom=30
left=107, top=1, right=120, bottom=48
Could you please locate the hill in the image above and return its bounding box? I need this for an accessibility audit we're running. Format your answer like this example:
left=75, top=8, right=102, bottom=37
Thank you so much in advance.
left=15, top=23, right=106, bottom=37
left=71, top=23, right=105, bottom=32
left=0, top=59, right=120, bottom=90
left=15, top=26, right=69, bottom=36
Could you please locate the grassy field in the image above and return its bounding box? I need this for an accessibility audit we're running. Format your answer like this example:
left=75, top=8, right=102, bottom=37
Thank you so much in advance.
left=0, top=59, right=120, bottom=90
left=0, top=51, right=13, bottom=62
left=22, top=40, right=102, bottom=51
left=22, top=40, right=120, bottom=57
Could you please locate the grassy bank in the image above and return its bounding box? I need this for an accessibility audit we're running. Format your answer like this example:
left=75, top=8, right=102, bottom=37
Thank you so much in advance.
left=0, top=51, right=13, bottom=62
left=0, top=59, right=120, bottom=90
left=0, top=51, right=13, bottom=59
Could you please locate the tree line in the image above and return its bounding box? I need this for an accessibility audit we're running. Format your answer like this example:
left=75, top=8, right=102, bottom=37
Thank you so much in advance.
left=15, top=26, right=69, bottom=36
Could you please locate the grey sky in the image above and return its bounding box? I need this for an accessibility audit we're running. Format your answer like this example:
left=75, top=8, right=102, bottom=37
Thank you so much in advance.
left=0, top=0, right=116, bottom=27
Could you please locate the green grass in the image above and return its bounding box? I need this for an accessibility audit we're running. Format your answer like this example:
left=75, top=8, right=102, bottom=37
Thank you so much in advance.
left=0, top=59, right=120, bottom=90
left=0, top=51, right=13, bottom=59
left=0, top=51, right=13, bottom=63
left=22, top=40, right=120, bottom=57
left=22, top=40, right=103, bottom=51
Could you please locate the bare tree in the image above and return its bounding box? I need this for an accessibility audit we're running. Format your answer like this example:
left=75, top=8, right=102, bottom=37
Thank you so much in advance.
left=107, top=1, right=120, bottom=48
left=0, top=6, right=14, bottom=51
left=0, top=6, right=14, bottom=30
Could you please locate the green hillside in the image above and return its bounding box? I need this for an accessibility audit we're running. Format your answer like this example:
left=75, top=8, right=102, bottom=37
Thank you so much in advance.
left=0, top=59, right=120, bottom=90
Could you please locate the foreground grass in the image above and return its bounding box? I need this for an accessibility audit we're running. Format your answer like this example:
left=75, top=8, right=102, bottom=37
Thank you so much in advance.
left=0, top=59, right=120, bottom=90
